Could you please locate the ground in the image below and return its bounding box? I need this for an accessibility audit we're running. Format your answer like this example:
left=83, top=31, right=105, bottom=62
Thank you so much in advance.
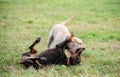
left=0, top=0, right=120, bottom=77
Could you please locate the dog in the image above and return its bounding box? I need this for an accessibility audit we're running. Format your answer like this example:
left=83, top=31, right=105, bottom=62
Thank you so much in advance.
left=47, top=16, right=85, bottom=54
left=20, top=37, right=41, bottom=69
left=20, top=34, right=83, bottom=70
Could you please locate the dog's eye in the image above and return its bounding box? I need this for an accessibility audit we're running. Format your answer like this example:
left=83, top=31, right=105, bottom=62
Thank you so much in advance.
left=78, top=43, right=81, bottom=45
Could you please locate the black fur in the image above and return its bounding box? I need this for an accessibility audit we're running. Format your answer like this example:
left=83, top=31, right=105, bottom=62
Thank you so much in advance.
left=20, top=37, right=81, bottom=70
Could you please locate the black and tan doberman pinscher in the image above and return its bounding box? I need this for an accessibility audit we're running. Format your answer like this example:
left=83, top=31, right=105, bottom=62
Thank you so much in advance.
left=20, top=33, right=85, bottom=70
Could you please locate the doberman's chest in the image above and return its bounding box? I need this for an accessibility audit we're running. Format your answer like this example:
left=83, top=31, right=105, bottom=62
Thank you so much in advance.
left=38, top=48, right=65, bottom=65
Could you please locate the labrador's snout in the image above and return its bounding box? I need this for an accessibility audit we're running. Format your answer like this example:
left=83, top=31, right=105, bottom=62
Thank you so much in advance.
left=82, top=47, right=85, bottom=50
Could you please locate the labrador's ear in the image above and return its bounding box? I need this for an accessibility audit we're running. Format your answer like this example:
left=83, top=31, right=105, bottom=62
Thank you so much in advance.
left=71, top=32, right=74, bottom=37
left=69, top=32, right=74, bottom=41
left=65, top=32, right=75, bottom=41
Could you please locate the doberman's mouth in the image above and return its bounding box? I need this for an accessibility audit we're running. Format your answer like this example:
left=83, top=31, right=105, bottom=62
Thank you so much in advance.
left=76, top=47, right=85, bottom=52
left=71, top=48, right=80, bottom=54
left=76, top=48, right=81, bottom=52
left=71, top=48, right=85, bottom=54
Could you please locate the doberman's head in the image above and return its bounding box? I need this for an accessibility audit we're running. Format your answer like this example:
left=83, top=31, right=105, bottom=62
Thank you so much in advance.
left=69, top=48, right=84, bottom=65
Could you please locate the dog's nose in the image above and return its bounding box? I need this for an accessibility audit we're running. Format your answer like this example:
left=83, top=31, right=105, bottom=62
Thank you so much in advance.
left=82, top=47, right=85, bottom=50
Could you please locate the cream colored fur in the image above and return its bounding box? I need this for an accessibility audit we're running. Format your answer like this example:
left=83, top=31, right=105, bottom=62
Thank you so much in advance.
left=47, top=16, right=84, bottom=53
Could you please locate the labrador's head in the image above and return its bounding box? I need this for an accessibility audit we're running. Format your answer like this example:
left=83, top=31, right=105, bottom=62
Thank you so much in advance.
left=66, top=35, right=85, bottom=54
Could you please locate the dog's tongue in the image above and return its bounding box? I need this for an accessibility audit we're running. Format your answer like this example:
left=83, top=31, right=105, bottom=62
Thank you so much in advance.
left=71, top=51, right=75, bottom=54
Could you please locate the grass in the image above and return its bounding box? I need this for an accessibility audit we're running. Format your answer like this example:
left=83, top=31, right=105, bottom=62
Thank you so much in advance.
left=0, top=0, right=120, bottom=77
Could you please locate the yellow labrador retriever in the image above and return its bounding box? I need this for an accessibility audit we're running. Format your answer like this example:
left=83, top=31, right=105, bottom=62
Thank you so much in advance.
left=47, top=16, right=85, bottom=54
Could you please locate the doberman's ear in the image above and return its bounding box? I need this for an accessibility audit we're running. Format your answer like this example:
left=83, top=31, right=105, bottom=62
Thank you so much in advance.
left=56, top=44, right=60, bottom=48
left=56, top=42, right=66, bottom=48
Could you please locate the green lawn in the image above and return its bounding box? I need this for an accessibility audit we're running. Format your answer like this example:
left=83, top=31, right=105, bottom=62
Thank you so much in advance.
left=0, top=0, right=120, bottom=77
